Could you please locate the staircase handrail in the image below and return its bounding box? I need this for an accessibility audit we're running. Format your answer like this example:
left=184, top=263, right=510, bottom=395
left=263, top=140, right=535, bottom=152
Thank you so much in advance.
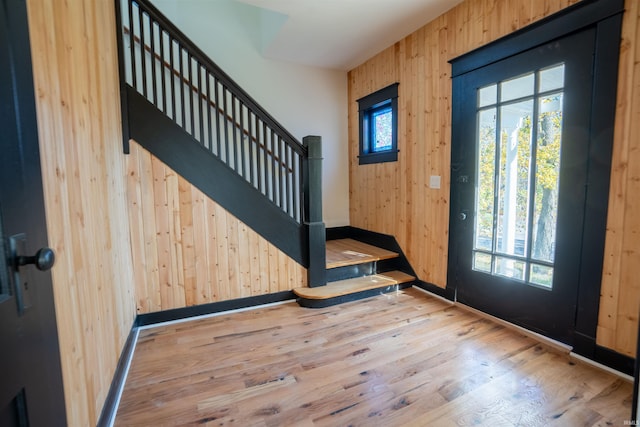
left=115, top=0, right=326, bottom=284
left=119, top=0, right=305, bottom=157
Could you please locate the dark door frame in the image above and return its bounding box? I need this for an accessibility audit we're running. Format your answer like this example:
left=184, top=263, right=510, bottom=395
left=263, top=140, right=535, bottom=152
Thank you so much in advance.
left=448, top=0, right=624, bottom=364
left=0, top=0, right=67, bottom=423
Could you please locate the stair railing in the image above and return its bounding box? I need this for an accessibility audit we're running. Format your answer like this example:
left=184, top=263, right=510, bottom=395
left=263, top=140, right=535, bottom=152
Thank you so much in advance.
left=116, top=0, right=306, bottom=222
left=114, top=0, right=326, bottom=285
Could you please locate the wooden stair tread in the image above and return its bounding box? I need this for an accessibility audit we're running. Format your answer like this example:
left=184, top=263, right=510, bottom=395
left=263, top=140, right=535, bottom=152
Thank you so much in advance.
left=326, top=238, right=399, bottom=269
left=293, top=271, right=415, bottom=300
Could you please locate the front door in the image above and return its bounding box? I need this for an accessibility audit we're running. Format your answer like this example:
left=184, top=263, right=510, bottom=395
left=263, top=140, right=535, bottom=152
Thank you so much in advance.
left=449, top=28, right=599, bottom=344
left=0, top=0, right=66, bottom=424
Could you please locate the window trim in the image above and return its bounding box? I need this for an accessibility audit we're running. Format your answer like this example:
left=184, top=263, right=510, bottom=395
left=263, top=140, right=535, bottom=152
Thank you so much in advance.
left=357, top=83, right=399, bottom=165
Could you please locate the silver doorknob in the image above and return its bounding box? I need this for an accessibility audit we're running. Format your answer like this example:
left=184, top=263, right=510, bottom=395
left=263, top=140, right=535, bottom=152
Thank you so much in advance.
left=459, top=212, right=467, bottom=221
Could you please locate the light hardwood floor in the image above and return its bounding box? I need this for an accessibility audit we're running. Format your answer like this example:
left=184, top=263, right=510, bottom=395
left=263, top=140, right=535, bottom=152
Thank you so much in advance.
left=115, top=288, right=633, bottom=426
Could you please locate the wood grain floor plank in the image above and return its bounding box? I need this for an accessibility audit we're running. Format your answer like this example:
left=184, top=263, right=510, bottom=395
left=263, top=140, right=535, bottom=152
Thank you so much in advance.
left=115, top=289, right=633, bottom=426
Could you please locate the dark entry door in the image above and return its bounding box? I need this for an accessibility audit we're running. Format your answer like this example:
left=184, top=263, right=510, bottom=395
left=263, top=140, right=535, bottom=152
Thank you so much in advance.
left=449, top=28, right=598, bottom=344
left=0, top=0, right=66, bottom=424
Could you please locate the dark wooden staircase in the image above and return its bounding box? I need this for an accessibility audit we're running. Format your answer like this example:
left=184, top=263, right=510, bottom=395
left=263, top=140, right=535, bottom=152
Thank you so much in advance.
left=115, top=0, right=327, bottom=286
left=115, top=1, right=414, bottom=303
left=294, top=238, right=416, bottom=308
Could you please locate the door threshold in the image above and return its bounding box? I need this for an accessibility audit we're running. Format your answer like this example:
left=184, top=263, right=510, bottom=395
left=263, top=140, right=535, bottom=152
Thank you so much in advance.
left=454, top=301, right=573, bottom=354
left=455, top=302, right=633, bottom=381
left=569, top=352, right=633, bottom=383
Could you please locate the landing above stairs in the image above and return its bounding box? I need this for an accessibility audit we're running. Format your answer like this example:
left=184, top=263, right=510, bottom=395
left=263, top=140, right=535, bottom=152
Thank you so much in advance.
left=294, top=238, right=416, bottom=308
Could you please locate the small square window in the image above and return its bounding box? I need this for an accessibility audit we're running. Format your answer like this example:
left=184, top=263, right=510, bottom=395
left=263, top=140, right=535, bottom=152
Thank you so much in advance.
left=358, top=83, right=399, bottom=165
left=372, top=106, right=392, bottom=151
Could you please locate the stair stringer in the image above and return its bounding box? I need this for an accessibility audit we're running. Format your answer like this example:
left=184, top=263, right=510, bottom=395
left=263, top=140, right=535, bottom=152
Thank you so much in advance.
left=127, top=87, right=308, bottom=266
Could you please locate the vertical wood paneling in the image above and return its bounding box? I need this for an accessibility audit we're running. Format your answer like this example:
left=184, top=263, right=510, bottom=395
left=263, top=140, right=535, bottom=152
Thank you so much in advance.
left=268, top=237, right=280, bottom=292
left=191, top=187, right=209, bottom=305
left=167, top=168, right=186, bottom=308
left=258, top=237, right=270, bottom=295
left=126, top=140, right=307, bottom=313
left=179, top=176, right=196, bottom=306
left=214, top=202, right=230, bottom=301
left=596, top=0, right=640, bottom=356
left=348, top=0, right=640, bottom=356
left=26, top=0, right=137, bottom=425
left=153, top=158, right=172, bottom=308
left=127, top=140, right=148, bottom=312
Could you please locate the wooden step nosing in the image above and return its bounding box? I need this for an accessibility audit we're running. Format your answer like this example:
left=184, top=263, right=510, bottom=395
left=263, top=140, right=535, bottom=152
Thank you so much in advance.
left=293, top=271, right=416, bottom=300
left=296, top=285, right=401, bottom=308
left=325, top=238, right=400, bottom=270
left=326, top=253, right=399, bottom=270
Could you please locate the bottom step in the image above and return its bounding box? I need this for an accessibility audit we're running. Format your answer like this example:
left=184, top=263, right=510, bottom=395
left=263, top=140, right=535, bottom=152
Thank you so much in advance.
left=293, top=271, right=416, bottom=308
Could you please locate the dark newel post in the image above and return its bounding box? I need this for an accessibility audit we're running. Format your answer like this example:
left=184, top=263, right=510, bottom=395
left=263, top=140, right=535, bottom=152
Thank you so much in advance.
left=303, top=135, right=326, bottom=287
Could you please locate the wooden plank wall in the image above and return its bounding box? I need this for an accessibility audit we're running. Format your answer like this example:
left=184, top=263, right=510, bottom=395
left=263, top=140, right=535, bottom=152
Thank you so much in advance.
left=597, top=0, right=640, bottom=356
left=26, top=0, right=137, bottom=425
left=126, top=141, right=307, bottom=314
left=348, top=0, right=640, bottom=356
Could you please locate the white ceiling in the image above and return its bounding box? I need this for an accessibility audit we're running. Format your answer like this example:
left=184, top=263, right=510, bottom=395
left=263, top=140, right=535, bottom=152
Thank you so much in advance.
left=234, top=0, right=464, bottom=70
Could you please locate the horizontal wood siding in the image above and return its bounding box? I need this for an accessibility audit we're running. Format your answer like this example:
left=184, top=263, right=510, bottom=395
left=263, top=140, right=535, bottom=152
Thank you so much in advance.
left=348, top=0, right=640, bottom=356
left=127, top=140, right=307, bottom=314
left=26, top=0, right=137, bottom=425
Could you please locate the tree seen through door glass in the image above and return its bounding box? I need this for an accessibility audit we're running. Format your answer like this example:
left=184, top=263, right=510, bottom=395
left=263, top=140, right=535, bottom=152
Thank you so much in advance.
left=473, top=64, right=565, bottom=288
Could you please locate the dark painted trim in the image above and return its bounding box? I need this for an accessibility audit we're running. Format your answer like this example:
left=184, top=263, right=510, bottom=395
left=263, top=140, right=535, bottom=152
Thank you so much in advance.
left=358, top=83, right=399, bottom=165
left=356, top=83, right=399, bottom=108
left=593, top=345, right=635, bottom=377
left=327, top=263, right=375, bottom=283
left=358, top=150, right=399, bottom=165
left=574, top=12, right=624, bottom=357
left=303, top=136, right=326, bottom=287
left=412, top=281, right=456, bottom=301
left=306, top=222, right=326, bottom=287
left=450, top=0, right=624, bottom=77
left=127, top=88, right=307, bottom=266
left=2, top=0, right=68, bottom=423
left=326, top=226, right=354, bottom=241
left=572, top=331, right=596, bottom=359
left=97, top=326, right=138, bottom=427
left=135, top=291, right=295, bottom=327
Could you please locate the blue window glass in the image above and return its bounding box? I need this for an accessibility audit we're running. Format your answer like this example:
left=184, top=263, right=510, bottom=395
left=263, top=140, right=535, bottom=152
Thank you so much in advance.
left=357, top=83, right=399, bottom=165
left=372, top=107, right=393, bottom=152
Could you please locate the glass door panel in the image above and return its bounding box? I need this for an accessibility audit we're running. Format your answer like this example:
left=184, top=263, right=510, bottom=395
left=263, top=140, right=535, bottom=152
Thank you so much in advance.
left=472, top=65, right=565, bottom=289
left=449, top=6, right=621, bottom=347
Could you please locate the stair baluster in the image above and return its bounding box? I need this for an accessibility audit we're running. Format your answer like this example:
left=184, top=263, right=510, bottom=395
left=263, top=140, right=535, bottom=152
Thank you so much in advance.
left=114, top=0, right=325, bottom=280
